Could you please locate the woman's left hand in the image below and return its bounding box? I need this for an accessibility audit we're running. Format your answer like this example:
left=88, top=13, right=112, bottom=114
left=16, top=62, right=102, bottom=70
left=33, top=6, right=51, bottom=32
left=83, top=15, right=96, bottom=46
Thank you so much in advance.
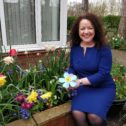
left=69, top=79, right=81, bottom=89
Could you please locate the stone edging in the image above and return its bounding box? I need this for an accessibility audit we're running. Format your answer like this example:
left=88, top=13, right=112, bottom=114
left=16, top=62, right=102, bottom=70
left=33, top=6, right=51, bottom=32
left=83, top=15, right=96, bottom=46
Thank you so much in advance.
left=6, top=102, right=71, bottom=126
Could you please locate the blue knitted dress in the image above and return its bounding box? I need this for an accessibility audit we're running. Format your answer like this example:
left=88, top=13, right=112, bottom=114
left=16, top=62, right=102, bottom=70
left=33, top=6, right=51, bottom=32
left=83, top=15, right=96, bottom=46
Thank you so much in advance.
left=68, top=45, right=116, bottom=120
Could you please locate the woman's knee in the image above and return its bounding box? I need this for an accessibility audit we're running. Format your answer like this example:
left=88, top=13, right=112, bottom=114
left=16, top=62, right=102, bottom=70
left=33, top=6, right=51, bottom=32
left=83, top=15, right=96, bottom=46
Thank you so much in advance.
left=72, top=111, right=88, bottom=126
left=87, top=113, right=103, bottom=124
left=72, top=110, right=86, bottom=119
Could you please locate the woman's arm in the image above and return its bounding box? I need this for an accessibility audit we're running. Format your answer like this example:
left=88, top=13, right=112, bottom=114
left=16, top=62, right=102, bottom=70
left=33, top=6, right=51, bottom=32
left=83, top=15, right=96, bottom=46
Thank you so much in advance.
left=68, top=48, right=76, bottom=74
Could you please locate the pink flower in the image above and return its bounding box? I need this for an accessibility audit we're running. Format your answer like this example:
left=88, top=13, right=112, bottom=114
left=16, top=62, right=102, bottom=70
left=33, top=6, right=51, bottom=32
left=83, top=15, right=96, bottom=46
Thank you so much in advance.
left=9, top=49, right=17, bottom=56
left=21, top=102, right=33, bottom=109
left=16, top=93, right=26, bottom=102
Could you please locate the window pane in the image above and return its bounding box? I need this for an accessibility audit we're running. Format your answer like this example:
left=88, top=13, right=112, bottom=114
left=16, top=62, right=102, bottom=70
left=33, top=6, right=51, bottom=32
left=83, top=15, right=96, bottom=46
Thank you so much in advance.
left=0, top=21, right=2, bottom=46
left=4, top=0, right=36, bottom=45
left=41, top=0, right=60, bottom=41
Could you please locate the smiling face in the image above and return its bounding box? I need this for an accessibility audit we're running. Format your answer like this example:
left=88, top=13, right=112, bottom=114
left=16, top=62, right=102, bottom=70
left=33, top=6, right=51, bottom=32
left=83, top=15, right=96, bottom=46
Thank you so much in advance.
left=79, top=19, right=95, bottom=43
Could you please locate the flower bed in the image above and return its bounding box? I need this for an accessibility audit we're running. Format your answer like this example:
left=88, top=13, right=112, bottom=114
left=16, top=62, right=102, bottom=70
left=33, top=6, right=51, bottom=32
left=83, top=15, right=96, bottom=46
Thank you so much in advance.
left=0, top=48, right=71, bottom=125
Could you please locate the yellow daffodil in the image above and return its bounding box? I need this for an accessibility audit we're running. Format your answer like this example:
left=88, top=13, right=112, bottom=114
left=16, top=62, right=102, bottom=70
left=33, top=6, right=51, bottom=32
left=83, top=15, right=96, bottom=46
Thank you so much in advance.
left=27, top=90, right=38, bottom=103
left=41, top=92, right=52, bottom=99
left=0, top=74, right=6, bottom=87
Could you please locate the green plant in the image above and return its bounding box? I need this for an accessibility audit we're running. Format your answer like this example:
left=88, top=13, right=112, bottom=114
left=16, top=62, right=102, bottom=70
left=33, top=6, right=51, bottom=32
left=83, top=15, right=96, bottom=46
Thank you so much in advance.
left=67, top=16, right=77, bottom=34
left=109, top=34, right=126, bottom=50
left=102, top=15, right=120, bottom=32
left=111, top=63, right=126, bottom=100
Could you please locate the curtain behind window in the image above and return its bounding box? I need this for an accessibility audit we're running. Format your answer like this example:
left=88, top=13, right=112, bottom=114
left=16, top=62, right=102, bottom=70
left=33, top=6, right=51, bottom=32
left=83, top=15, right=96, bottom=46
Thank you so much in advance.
left=41, top=0, right=60, bottom=41
left=0, top=21, right=2, bottom=46
left=4, top=0, right=36, bottom=45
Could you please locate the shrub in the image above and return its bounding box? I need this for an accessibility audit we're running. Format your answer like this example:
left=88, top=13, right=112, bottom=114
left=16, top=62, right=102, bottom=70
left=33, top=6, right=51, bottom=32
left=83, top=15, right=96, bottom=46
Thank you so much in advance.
left=67, top=16, right=77, bottom=33
left=109, top=34, right=126, bottom=50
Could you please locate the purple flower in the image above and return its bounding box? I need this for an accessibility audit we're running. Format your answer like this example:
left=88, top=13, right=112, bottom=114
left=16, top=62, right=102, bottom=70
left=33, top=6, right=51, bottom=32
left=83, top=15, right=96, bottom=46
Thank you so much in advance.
left=37, top=95, right=44, bottom=102
left=19, top=107, right=30, bottom=119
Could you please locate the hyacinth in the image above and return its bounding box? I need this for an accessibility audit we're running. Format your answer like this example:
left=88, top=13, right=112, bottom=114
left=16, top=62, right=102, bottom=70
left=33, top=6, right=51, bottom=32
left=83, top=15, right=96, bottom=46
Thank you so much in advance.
left=19, top=107, right=30, bottom=119
left=59, top=72, right=77, bottom=88
left=0, top=74, right=6, bottom=87
left=27, top=90, right=38, bottom=103
left=3, top=56, right=14, bottom=65
left=40, top=92, right=52, bottom=100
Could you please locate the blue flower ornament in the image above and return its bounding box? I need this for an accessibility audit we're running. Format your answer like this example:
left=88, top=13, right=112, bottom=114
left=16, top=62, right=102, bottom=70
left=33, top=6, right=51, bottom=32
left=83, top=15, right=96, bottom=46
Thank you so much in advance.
left=59, top=72, right=77, bottom=89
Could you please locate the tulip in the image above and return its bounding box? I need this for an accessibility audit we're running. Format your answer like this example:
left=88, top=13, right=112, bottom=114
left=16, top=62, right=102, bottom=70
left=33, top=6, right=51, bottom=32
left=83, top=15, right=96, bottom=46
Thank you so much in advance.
left=9, top=49, right=17, bottom=56
left=3, top=56, right=14, bottom=65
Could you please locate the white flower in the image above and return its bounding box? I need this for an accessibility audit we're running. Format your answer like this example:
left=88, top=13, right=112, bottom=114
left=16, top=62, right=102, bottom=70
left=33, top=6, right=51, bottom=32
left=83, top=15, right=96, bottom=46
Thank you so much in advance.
left=3, top=56, right=14, bottom=65
left=39, top=60, right=42, bottom=63
left=59, top=72, right=77, bottom=88
left=44, top=45, right=57, bottom=51
left=112, top=37, right=115, bottom=40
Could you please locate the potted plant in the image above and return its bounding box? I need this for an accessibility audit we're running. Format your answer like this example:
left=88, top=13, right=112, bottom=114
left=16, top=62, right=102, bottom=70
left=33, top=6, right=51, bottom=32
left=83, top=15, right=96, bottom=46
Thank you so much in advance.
left=108, top=63, right=126, bottom=116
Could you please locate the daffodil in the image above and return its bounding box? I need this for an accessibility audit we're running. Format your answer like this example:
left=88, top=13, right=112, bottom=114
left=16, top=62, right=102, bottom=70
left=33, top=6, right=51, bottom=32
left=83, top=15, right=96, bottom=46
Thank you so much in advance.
left=0, top=74, right=6, bottom=87
left=59, top=72, right=77, bottom=88
left=27, top=90, right=38, bottom=103
left=41, top=92, right=52, bottom=99
left=3, top=56, right=14, bottom=65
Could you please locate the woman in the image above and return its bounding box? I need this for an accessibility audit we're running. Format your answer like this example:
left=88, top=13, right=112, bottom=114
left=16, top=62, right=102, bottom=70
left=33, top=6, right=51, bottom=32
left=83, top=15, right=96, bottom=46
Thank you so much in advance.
left=68, top=13, right=116, bottom=126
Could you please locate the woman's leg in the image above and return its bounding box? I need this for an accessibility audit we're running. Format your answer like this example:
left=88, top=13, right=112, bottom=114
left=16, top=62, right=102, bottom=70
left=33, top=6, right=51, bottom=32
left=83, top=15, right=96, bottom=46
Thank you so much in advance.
left=72, top=110, right=89, bottom=126
left=87, top=113, right=107, bottom=126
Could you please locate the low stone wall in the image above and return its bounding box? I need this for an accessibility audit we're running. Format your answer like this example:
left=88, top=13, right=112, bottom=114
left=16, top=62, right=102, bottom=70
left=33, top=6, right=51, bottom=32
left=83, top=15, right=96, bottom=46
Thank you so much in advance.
left=6, top=99, right=125, bottom=126
left=6, top=102, right=75, bottom=126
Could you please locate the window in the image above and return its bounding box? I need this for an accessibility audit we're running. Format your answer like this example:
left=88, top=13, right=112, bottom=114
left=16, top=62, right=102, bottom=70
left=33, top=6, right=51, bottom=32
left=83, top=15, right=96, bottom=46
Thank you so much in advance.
left=4, top=0, right=36, bottom=45
left=0, top=0, right=67, bottom=51
left=0, top=21, right=2, bottom=46
left=41, top=0, right=60, bottom=41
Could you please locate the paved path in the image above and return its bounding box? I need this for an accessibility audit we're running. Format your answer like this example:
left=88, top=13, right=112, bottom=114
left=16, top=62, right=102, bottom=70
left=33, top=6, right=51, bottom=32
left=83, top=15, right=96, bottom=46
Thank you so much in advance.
left=112, top=49, right=126, bottom=66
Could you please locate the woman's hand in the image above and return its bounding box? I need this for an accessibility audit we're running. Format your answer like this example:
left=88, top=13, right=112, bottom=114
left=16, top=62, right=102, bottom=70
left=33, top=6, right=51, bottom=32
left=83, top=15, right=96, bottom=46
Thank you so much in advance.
left=68, top=79, right=80, bottom=90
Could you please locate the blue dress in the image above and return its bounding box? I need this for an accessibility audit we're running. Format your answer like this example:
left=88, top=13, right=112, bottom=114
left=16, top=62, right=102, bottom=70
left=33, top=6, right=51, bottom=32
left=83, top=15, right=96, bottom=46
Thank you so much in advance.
left=68, top=45, right=116, bottom=120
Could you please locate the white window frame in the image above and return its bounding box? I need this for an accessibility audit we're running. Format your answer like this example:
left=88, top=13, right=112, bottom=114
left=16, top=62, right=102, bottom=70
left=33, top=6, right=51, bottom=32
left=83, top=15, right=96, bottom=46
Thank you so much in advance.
left=0, top=0, right=67, bottom=52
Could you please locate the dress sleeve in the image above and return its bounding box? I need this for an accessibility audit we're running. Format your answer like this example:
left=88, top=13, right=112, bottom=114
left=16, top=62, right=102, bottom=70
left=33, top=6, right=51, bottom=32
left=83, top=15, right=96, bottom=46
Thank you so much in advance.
left=68, top=48, right=76, bottom=74
left=87, top=47, right=112, bottom=86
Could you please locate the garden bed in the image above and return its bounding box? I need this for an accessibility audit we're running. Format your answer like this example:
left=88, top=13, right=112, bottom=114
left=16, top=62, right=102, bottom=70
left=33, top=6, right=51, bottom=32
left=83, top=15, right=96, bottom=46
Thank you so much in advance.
left=6, top=102, right=75, bottom=126
left=6, top=101, right=126, bottom=126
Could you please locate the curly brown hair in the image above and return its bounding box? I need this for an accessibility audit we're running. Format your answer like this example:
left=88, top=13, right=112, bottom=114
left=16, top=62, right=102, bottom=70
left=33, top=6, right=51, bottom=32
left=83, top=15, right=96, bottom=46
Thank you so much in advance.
left=70, top=13, right=107, bottom=48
